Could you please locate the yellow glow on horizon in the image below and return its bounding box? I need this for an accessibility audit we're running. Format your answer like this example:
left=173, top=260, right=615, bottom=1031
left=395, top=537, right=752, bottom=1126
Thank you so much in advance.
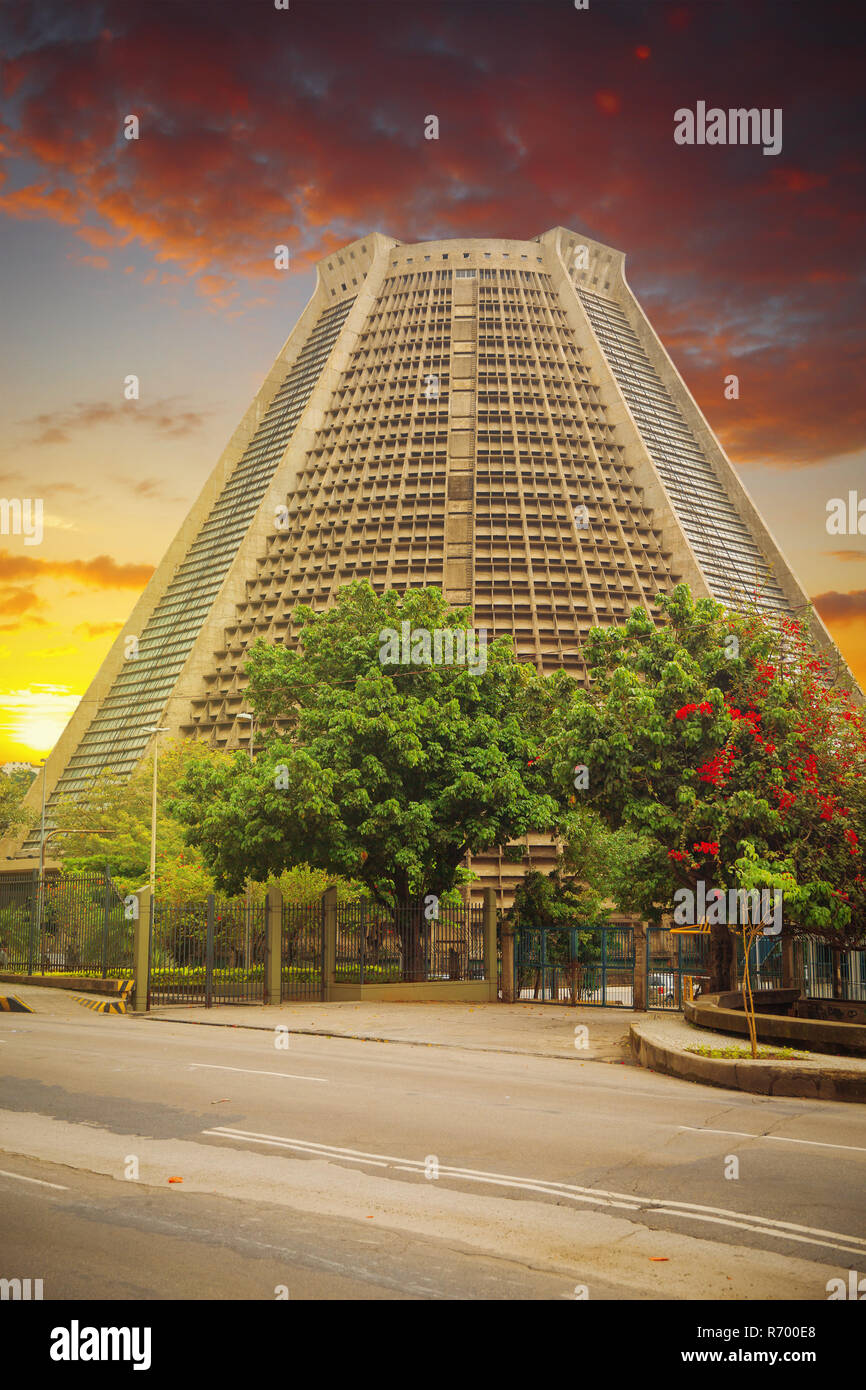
left=0, top=687, right=81, bottom=763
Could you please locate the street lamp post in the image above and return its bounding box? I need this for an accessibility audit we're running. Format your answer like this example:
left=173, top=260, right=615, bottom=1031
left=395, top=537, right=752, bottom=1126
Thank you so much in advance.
left=143, top=727, right=170, bottom=894
left=237, top=714, right=255, bottom=970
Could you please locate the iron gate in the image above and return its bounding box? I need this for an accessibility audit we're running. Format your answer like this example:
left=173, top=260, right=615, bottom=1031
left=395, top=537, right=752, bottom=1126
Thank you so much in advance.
left=282, top=902, right=325, bottom=1000
left=149, top=894, right=266, bottom=1006
left=513, top=925, right=635, bottom=1006
left=646, top=927, right=710, bottom=1010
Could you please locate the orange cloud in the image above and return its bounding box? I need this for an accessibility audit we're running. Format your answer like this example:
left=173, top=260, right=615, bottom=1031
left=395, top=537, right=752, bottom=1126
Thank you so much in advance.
left=21, top=398, right=206, bottom=445
left=75, top=620, right=124, bottom=639
left=0, top=586, right=43, bottom=617
left=0, top=550, right=154, bottom=589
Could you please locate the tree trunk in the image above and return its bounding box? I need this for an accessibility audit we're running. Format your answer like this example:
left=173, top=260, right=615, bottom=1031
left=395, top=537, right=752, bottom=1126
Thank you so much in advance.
left=708, top=923, right=734, bottom=995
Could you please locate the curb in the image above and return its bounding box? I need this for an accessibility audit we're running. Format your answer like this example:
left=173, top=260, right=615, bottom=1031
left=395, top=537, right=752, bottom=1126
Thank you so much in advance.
left=629, top=1020, right=866, bottom=1104
left=140, top=1013, right=633, bottom=1065
left=73, top=996, right=128, bottom=1015
left=0, top=994, right=34, bottom=1013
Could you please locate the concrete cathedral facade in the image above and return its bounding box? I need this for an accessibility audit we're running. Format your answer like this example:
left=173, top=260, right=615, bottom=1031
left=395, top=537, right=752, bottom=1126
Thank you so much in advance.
left=4, top=228, right=856, bottom=902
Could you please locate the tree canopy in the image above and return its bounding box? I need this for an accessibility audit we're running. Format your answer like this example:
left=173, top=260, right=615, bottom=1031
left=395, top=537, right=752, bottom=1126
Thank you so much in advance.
left=544, top=585, right=865, bottom=983
left=170, top=582, right=561, bottom=902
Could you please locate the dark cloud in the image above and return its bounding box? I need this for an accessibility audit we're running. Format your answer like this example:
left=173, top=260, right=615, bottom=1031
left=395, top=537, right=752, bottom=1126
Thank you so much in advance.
left=0, top=0, right=863, bottom=468
left=813, top=588, right=866, bottom=622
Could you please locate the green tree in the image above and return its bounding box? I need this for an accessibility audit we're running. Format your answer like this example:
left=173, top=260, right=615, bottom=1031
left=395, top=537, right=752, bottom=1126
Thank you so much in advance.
left=547, top=585, right=866, bottom=993
left=0, top=765, right=36, bottom=840
left=170, top=582, right=560, bottom=908
left=56, top=741, right=230, bottom=897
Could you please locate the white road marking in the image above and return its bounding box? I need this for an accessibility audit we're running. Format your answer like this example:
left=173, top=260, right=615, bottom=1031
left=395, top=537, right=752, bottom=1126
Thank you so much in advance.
left=0, top=1167, right=68, bottom=1190
left=189, top=1064, right=329, bottom=1083
left=679, top=1126, right=866, bottom=1154
left=202, top=1125, right=866, bottom=1256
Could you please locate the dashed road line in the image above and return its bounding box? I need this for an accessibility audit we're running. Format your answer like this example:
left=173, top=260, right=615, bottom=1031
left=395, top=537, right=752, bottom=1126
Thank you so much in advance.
left=678, top=1126, right=866, bottom=1155
left=0, top=1167, right=69, bottom=1190
left=190, top=1063, right=330, bottom=1083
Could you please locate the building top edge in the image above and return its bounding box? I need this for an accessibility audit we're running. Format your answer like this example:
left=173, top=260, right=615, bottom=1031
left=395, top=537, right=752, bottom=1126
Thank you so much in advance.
left=315, top=227, right=626, bottom=265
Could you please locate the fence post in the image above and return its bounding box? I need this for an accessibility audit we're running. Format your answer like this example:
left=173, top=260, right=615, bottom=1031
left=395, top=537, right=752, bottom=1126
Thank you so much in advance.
left=322, top=886, right=338, bottom=1000
left=132, top=887, right=151, bottom=1013
left=500, top=924, right=514, bottom=1003
left=360, top=895, right=366, bottom=986
left=205, top=894, right=215, bottom=1009
left=27, top=868, right=39, bottom=976
left=264, top=883, right=282, bottom=1005
left=482, top=887, right=497, bottom=1001
left=781, top=934, right=795, bottom=991
left=633, top=922, right=647, bottom=1011
left=101, top=865, right=111, bottom=980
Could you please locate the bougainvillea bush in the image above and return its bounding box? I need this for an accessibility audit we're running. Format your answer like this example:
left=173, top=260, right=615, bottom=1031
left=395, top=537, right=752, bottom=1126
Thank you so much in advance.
left=549, top=585, right=865, bottom=991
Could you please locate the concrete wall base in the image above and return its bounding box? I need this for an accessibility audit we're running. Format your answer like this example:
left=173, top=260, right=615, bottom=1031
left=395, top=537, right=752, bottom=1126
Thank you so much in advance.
left=326, top=980, right=494, bottom=1002
left=0, top=973, right=132, bottom=997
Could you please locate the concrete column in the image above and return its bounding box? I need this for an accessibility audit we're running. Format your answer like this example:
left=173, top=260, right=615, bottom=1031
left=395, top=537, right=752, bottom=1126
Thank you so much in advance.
left=781, top=934, right=795, bottom=991
left=482, top=887, right=498, bottom=1001
left=264, top=883, right=282, bottom=1005
left=322, top=886, right=338, bottom=1001
left=132, top=887, right=151, bottom=1014
left=500, top=926, right=515, bottom=1003
left=633, top=921, right=647, bottom=1012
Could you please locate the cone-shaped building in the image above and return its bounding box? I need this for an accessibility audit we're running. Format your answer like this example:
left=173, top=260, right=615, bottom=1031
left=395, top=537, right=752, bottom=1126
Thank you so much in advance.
left=7, top=228, right=857, bottom=896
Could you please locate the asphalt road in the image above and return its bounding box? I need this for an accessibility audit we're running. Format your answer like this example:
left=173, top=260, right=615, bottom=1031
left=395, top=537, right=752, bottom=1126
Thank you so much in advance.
left=1, top=1001, right=865, bottom=1300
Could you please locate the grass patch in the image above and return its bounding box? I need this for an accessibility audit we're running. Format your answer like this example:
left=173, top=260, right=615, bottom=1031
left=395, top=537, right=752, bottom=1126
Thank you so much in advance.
left=686, top=1044, right=809, bottom=1061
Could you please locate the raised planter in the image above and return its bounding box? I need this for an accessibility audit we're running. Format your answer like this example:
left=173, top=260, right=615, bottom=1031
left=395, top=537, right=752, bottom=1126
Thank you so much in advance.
left=685, top=992, right=866, bottom=1058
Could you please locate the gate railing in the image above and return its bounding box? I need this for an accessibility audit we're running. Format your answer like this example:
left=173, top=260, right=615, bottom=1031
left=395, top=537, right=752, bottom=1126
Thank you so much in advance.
left=646, top=927, right=710, bottom=1011
left=149, top=894, right=267, bottom=1007
left=336, top=898, right=485, bottom=984
left=282, top=902, right=325, bottom=1000
left=0, top=870, right=131, bottom=978
left=513, top=925, right=635, bottom=1007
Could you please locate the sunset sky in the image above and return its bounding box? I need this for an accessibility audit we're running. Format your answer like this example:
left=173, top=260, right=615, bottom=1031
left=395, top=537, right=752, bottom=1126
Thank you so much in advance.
left=0, top=0, right=863, bottom=764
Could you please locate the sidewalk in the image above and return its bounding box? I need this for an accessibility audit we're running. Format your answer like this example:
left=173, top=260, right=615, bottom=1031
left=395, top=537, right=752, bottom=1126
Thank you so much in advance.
left=142, top=999, right=636, bottom=1063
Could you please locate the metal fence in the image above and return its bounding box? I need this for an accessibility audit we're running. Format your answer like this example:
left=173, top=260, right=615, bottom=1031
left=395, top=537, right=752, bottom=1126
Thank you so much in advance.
left=791, top=936, right=866, bottom=1002
left=0, top=871, right=132, bottom=978
left=513, top=925, right=635, bottom=1006
left=149, top=894, right=266, bottom=1007
left=646, top=927, right=710, bottom=1011
left=282, top=902, right=324, bottom=1000
left=336, top=898, right=485, bottom=984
